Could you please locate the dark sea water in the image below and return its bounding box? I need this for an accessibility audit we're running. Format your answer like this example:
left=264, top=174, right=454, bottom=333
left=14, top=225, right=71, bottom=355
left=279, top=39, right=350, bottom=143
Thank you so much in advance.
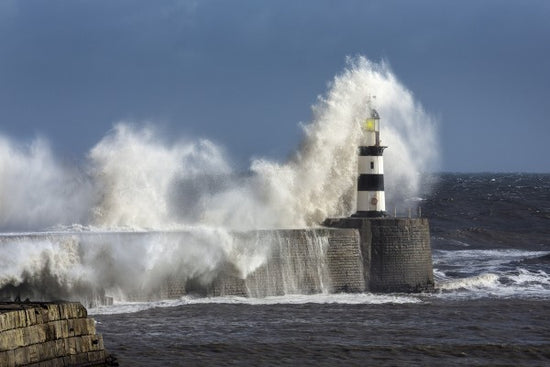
left=93, top=173, right=550, bottom=366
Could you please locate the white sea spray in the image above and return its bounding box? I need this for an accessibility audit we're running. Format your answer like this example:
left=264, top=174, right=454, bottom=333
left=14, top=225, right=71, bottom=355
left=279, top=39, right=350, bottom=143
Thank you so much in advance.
left=0, top=57, right=439, bottom=301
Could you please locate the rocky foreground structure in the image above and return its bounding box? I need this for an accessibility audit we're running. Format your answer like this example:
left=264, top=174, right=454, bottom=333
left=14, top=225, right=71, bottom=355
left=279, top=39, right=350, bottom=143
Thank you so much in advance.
left=0, top=302, right=109, bottom=367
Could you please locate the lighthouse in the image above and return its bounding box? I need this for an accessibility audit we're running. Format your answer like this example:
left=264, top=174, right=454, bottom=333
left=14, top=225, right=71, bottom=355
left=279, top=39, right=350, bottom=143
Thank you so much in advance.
left=352, top=103, right=387, bottom=217
left=324, top=101, right=434, bottom=294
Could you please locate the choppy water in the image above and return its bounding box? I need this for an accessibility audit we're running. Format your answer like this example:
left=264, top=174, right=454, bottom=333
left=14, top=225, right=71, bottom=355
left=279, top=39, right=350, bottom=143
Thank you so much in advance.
left=89, top=173, right=550, bottom=366
left=94, top=299, right=550, bottom=366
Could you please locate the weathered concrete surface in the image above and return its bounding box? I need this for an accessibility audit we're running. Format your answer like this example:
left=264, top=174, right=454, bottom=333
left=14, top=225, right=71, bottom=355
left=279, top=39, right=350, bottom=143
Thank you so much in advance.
left=0, top=302, right=108, bottom=366
left=369, top=218, right=434, bottom=292
left=137, top=221, right=431, bottom=298
left=323, top=217, right=434, bottom=292
left=193, top=229, right=365, bottom=297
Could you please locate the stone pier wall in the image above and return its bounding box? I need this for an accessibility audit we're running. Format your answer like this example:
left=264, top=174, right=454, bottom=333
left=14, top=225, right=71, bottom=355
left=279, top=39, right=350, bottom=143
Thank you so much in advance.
left=206, top=228, right=364, bottom=297
left=146, top=221, right=432, bottom=298
left=368, top=218, right=434, bottom=292
left=323, top=217, right=434, bottom=292
left=0, top=302, right=107, bottom=366
left=0, top=223, right=432, bottom=304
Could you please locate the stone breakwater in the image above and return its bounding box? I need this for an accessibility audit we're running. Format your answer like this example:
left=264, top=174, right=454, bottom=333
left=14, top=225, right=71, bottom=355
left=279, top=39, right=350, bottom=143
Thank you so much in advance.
left=323, top=218, right=434, bottom=293
left=0, top=219, right=434, bottom=304
left=187, top=219, right=433, bottom=297
left=0, top=302, right=108, bottom=366
left=204, top=228, right=366, bottom=297
left=120, top=228, right=366, bottom=301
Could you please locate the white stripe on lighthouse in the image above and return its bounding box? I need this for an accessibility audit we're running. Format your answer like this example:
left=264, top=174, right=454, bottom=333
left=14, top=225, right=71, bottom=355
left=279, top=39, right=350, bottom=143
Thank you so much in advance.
left=358, top=156, right=384, bottom=175
left=357, top=191, right=386, bottom=212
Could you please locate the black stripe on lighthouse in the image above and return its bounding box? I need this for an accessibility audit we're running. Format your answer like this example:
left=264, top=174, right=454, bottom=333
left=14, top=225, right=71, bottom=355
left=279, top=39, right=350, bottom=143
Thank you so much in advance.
left=359, top=146, right=386, bottom=156
left=358, top=174, right=384, bottom=191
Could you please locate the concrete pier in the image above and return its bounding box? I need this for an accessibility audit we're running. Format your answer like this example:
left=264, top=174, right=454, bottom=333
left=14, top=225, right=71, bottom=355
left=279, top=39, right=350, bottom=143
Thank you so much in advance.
left=0, top=224, right=434, bottom=304
left=323, top=217, right=434, bottom=292
left=186, top=228, right=365, bottom=297
left=185, top=221, right=433, bottom=297
left=0, top=302, right=108, bottom=366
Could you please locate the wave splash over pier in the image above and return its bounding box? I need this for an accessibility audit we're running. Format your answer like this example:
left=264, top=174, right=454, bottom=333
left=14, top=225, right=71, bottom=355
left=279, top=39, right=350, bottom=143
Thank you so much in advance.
left=0, top=57, right=438, bottom=304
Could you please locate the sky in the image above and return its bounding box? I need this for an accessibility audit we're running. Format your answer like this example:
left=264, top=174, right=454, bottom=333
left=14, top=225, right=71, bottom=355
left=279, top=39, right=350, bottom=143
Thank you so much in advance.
left=0, top=0, right=549, bottom=172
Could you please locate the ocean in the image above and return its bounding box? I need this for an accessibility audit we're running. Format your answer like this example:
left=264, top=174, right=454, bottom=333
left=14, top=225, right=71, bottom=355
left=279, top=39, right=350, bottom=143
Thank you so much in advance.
left=87, top=173, right=550, bottom=366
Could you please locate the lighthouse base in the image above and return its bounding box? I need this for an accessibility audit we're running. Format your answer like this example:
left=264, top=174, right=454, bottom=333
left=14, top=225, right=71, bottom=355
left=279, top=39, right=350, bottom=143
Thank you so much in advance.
left=323, top=217, right=434, bottom=293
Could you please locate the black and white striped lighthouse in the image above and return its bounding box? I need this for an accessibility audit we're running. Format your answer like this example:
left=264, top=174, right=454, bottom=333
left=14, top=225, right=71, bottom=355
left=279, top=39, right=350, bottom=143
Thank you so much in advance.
left=352, top=104, right=387, bottom=218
